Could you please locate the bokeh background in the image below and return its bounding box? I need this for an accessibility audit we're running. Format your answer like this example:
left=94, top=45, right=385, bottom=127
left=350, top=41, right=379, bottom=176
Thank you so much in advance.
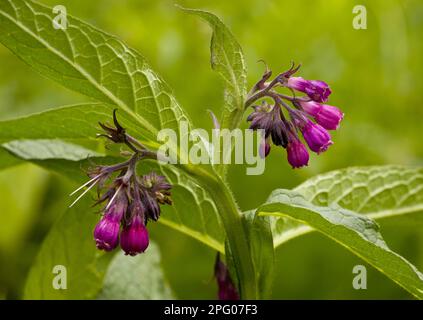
left=1, top=0, right=423, bottom=299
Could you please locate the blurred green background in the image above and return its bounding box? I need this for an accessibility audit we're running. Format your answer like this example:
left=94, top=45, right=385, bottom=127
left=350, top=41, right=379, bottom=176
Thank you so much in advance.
left=1, top=0, right=423, bottom=299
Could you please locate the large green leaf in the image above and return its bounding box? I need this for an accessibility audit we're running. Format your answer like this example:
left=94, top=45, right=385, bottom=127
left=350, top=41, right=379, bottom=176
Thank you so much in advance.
left=258, top=189, right=423, bottom=299
left=98, top=242, right=174, bottom=299
left=0, top=0, right=190, bottom=145
left=3, top=139, right=103, bottom=161
left=181, top=7, right=247, bottom=131
left=24, top=197, right=112, bottom=299
left=272, top=166, right=423, bottom=247
left=0, top=164, right=48, bottom=253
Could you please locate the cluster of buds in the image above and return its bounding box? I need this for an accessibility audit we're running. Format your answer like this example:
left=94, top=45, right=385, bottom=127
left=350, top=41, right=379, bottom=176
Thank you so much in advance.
left=246, top=63, right=344, bottom=168
left=70, top=110, right=172, bottom=256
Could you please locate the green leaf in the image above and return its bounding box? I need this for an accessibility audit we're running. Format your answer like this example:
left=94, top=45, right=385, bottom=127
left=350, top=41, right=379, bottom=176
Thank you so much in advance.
left=258, top=189, right=423, bottom=299
left=0, top=164, right=48, bottom=252
left=180, top=7, right=247, bottom=131
left=273, top=166, right=423, bottom=247
left=0, top=148, right=22, bottom=170
left=0, top=1, right=258, bottom=298
left=296, top=166, right=423, bottom=217
left=97, top=242, right=174, bottom=299
left=0, top=0, right=190, bottom=143
left=24, top=197, right=112, bottom=299
left=3, top=139, right=103, bottom=161
left=180, top=7, right=247, bottom=177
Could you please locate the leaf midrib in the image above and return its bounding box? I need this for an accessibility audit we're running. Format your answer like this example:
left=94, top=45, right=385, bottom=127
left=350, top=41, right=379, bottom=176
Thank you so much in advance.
left=0, top=3, right=158, bottom=135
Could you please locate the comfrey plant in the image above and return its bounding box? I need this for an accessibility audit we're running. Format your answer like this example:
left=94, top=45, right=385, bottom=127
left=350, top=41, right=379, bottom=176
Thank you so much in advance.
left=70, top=65, right=342, bottom=261
left=0, top=1, right=422, bottom=300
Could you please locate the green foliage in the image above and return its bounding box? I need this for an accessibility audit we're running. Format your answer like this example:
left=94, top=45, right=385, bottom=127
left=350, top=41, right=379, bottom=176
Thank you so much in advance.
left=272, top=166, right=423, bottom=247
left=3, top=139, right=103, bottom=161
left=0, top=0, right=422, bottom=300
left=0, top=0, right=189, bottom=145
left=180, top=7, right=247, bottom=131
left=98, top=242, right=174, bottom=299
left=258, top=187, right=423, bottom=298
left=24, top=198, right=111, bottom=299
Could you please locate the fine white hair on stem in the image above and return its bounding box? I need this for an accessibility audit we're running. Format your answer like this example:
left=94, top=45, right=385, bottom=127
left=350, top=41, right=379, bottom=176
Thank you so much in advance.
left=69, top=173, right=102, bottom=197
left=105, top=184, right=123, bottom=210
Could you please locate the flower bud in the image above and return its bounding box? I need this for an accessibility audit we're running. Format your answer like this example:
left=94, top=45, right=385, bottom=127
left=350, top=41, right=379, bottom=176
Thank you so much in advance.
left=286, top=140, right=309, bottom=168
left=287, top=77, right=331, bottom=102
left=143, top=192, right=161, bottom=221
left=142, top=172, right=172, bottom=208
left=120, top=215, right=149, bottom=256
left=270, top=121, right=288, bottom=147
left=302, top=121, right=333, bottom=153
left=259, top=139, right=271, bottom=158
left=300, top=101, right=343, bottom=130
left=247, top=109, right=273, bottom=135
left=93, top=213, right=121, bottom=251
left=214, top=255, right=239, bottom=300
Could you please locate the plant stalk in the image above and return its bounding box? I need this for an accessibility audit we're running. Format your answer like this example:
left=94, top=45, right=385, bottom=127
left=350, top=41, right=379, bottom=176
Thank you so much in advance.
left=196, top=173, right=257, bottom=299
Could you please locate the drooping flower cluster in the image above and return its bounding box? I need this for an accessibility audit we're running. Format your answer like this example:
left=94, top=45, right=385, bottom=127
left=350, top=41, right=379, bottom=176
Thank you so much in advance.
left=70, top=111, right=172, bottom=256
left=246, top=63, right=344, bottom=168
left=92, top=169, right=171, bottom=256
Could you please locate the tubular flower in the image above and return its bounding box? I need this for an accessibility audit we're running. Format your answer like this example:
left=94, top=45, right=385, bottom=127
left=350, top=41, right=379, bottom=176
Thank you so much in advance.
left=120, top=214, right=149, bottom=256
left=246, top=63, right=343, bottom=167
left=299, top=100, right=344, bottom=130
left=93, top=212, right=121, bottom=251
left=286, top=138, right=309, bottom=169
left=301, top=120, right=333, bottom=154
left=287, top=77, right=331, bottom=103
left=93, top=189, right=127, bottom=251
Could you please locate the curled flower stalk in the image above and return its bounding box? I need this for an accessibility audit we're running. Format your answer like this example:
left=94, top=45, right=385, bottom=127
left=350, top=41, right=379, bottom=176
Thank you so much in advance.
left=245, top=63, right=344, bottom=168
left=69, top=110, right=172, bottom=255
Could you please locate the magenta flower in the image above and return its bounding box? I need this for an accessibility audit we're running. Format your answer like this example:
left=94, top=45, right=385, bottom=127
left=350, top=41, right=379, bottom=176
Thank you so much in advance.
left=245, top=64, right=343, bottom=168
left=120, top=215, right=149, bottom=256
left=287, top=77, right=331, bottom=103
left=93, top=213, right=122, bottom=251
left=93, top=191, right=127, bottom=251
left=286, top=139, right=309, bottom=168
left=259, top=139, right=271, bottom=158
left=300, top=100, right=344, bottom=130
left=302, top=120, right=333, bottom=153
